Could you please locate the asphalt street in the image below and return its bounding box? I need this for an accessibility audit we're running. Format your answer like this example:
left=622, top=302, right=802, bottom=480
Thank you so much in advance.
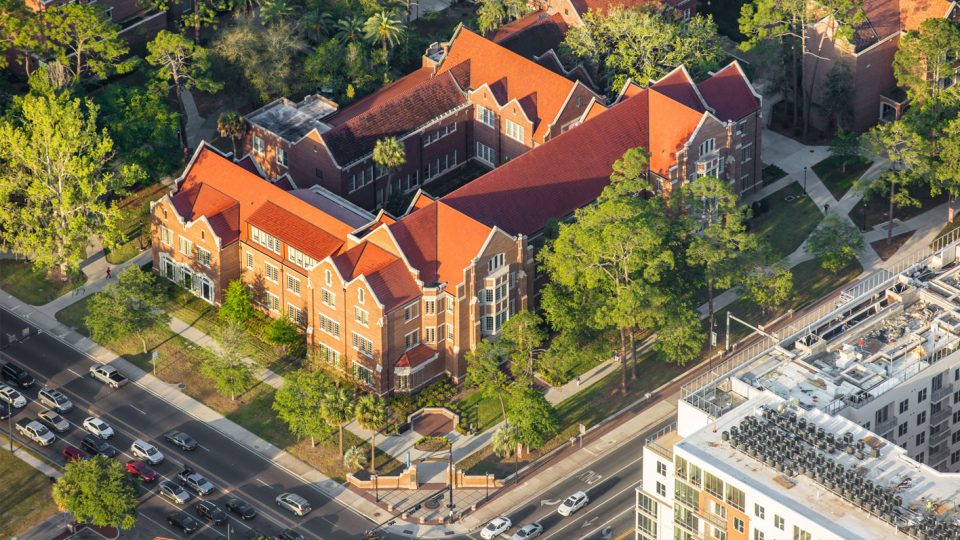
left=0, top=307, right=379, bottom=540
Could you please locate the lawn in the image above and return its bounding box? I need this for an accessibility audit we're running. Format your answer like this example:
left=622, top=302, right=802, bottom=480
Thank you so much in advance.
left=762, top=164, right=787, bottom=186
left=811, top=155, right=871, bottom=201
left=849, top=183, right=948, bottom=231
left=105, top=183, right=169, bottom=265
left=0, top=450, right=59, bottom=537
left=456, top=389, right=506, bottom=433
left=750, top=183, right=823, bottom=259
left=0, top=260, right=86, bottom=306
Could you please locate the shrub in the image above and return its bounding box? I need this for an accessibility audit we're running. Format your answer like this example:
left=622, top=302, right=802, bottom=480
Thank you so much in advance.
left=416, top=377, right=457, bottom=408
left=414, top=435, right=451, bottom=452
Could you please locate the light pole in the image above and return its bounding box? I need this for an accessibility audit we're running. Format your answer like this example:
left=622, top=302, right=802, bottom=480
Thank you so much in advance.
left=447, top=443, right=455, bottom=511
left=8, top=409, right=13, bottom=452
left=373, top=474, right=379, bottom=502
left=803, top=166, right=808, bottom=194
left=485, top=473, right=490, bottom=500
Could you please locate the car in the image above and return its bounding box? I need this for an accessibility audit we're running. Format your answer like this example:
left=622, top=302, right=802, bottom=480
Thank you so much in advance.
left=557, top=491, right=589, bottom=517
left=481, top=517, right=512, bottom=539
left=130, top=439, right=164, bottom=465
left=1, top=362, right=34, bottom=389
left=62, top=445, right=87, bottom=462
left=158, top=480, right=192, bottom=505
left=194, top=500, right=227, bottom=525
left=177, top=467, right=215, bottom=496
left=225, top=497, right=257, bottom=520
left=37, top=410, right=70, bottom=433
left=167, top=510, right=201, bottom=534
left=0, top=401, right=11, bottom=421
left=15, top=418, right=56, bottom=446
left=80, top=434, right=118, bottom=457
left=0, top=384, right=27, bottom=408
left=37, top=387, right=72, bottom=413
left=82, top=417, right=114, bottom=439
left=511, top=523, right=543, bottom=540
left=163, top=430, right=198, bottom=451
left=88, top=365, right=128, bottom=388
left=276, top=492, right=311, bottom=517
left=125, top=460, right=158, bottom=483
left=275, top=529, right=305, bottom=540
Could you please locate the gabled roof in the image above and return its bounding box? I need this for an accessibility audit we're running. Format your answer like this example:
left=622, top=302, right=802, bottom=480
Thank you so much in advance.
left=696, top=62, right=761, bottom=122
left=436, top=27, right=578, bottom=142
left=388, top=200, right=493, bottom=286
left=332, top=242, right=420, bottom=311
left=647, top=88, right=705, bottom=176
left=442, top=88, right=650, bottom=236
left=247, top=201, right=343, bottom=261
left=569, top=0, right=662, bottom=17
left=852, top=0, right=954, bottom=52
left=651, top=66, right=707, bottom=113
left=169, top=183, right=241, bottom=245
left=326, top=68, right=434, bottom=127
left=395, top=344, right=438, bottom=368
left=489, top=12, right=569, bottom=59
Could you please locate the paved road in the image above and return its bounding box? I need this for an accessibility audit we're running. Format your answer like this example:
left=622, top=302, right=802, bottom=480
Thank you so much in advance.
left=0, top=307, right=378, bottom=540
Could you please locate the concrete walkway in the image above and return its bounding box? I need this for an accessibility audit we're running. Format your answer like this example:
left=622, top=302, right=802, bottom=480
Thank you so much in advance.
left=37, top=250, right=152, bottom=318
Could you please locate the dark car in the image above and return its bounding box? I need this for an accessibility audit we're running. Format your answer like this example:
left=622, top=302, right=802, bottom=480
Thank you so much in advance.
left=167, top=511, right=200, bottom=534
left=1, top=362, right=34, bottom=389
left=194, top=500, right=227, bottom=525
left=0, top=401, right=10, bottom=421
left=163, top=430, right=198, bottom=451
left=80, top=434, right=118, bottom=457
left=276, top=529, right=305, bottom=540
left=61, top=445, right=87, bottom=462
left=225, top=497, right=257, bottom=520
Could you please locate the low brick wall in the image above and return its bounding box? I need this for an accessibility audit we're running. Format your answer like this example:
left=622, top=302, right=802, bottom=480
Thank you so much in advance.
left=455, top=469, right=503, bottom=489
left=346, top=465, right=418, bottom=490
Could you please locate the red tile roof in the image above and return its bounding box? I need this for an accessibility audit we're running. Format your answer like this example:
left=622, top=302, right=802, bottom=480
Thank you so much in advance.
left=442, top=89, right=650, bottom=236
left=489, top=12, right=568, bottom=59
left=569, top=0, right=662, bottom=16
left=326, top=68, right=434, bottom=127
left=647, top=88, right=704, bottom=177
left=247, top=201, right=343, bottom=261
left=437, top=27, right=577, bottom=142
left=169, top=183, right=241, bottom=245
left=332, top=242, right=420, bottom=311
left=696, top=63, right=761, bottom=122
left=651, top=67, right=706, bottom=112
left=395, top=344, right=438, bottom=368
left=853, top=0, right=952, bottom=52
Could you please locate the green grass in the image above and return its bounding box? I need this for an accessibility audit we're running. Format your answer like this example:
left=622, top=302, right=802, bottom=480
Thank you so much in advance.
left=811, top=155, right=871, bottom=201
left=456, top=390, right=506, bottom=433
left=762, top=164, right=788, bottom=186
left=0, top=260, right=86, bottom=305
left=849, top=182, right=948, bottom=231
left=933, top=218, right=960, bottom=247
left=751, top=183, right=823, bottom=259
left=0, top=450, right=59, bottom=537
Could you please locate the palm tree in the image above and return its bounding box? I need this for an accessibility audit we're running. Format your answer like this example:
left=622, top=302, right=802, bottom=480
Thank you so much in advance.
left=217, top=111, right=246, bottom=157
left=363, top=11, right=404, bottom=68
left=373, top=136, right=406, bottom=208
left=234, top=0, right=260, bottom=18
left=343, top=445, right=367, bottom=471
left=354, top=394, right=386, bottom=473
left=335, top=16, right=364, bottom=43
left=259, top=0, right=292, bottom=25
left=301, top=9, right=334, bottom=43
left=320, top=386, right=355, bottom=456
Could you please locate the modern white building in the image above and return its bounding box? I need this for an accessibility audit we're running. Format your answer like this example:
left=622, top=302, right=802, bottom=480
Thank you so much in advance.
left=637, top=244, right=960, bottom=540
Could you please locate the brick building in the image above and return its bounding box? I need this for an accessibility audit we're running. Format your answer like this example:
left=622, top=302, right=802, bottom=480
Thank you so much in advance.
left=540, top=0, right=697, bottom=26
left=22, top=0, right=169, bottom=46
left=153, top=59, right=761, bottom=396
left=805, top=0, right=960, bottom=133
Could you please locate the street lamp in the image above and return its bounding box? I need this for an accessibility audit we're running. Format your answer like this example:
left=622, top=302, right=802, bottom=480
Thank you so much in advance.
left=447, top=442, right=455, bottom=511
left=485, top=473, right=490, bottom=500
left=373, top=474, right=379, bottom=502
left=803, top=166, right=808, bottom=194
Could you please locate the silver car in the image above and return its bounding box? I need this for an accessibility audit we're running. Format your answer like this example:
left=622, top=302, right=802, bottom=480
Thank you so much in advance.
left=0, top=384, right=26, bottom=408
left=38, top=410, right=70, bottom=433
left=511, top=523, right=543, bottom=540
left=37, top=387, right=73, bottom=413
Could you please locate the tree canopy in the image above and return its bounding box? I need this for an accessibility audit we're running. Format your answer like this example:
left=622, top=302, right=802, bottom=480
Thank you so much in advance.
left=86, top=267, right=170, bottom=354
left=53, top=456, right=138, bottom=529
left=893, top=19, right=960, bottom=108
left=202, top=320, right=256, bottom=400
left=806, top=213, right=864, bottom=272
left=45, top=3, right=135, bottom=81
left=220, top=279, right=255, bottom=324
left=506, top=385, right=559, bottom=451
left=273, top=368, right=335, bottom=447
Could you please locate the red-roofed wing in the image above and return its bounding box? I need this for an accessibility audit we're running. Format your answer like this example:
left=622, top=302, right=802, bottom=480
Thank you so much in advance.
left=697, top=63, right=760, bottom=122
left=247, top=201, right=343, bottom=261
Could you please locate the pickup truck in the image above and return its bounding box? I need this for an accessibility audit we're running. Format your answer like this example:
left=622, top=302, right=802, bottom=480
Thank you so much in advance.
left=89, top=365, right=128, bottom=389
left=177, top=467, right=216, bottom=496
left=16, top=419, right=56, bottom=446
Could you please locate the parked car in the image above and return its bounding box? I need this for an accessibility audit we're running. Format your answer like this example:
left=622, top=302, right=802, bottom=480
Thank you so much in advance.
left=88, top=365, right=128, bottom=388
left=37, top=387, right=72, bottom=413
left=275, top=529, right=305, bottom=540
left=163, top=430, right=198, bottom=451
left=37, top=410, right=70, bottom=433
left=557, top=491, right=589, bottom=517
left=0, top=401, right=10, bottom=420
left=481, top=517, right=512, bottom=539
left=80, top=434, right=118, bottom=457
left=1, top=362, right=34, bottom=388
left=15, top=418, right=55, bottom=446
left=194, top=500, right=227, bottom=525
left=0, top=384, right=27, bottom=408
left=82, top=417, right=114, bottom=439
left=125, top=460, right=158, bottom=483
left=225, top=497, right=257, bottom=520
left=158, top=480, right=192, bottom=505
left=167, top=510, right=201, bottom=534
left=130, top=439, right=164, bottom=465
left=177, top=467, right=215, bottom=496
left=62, top=445, right=87, bottom=462
left=511, top=523, right=543, bottom=540
left=276, top=492, right=311, bottom=516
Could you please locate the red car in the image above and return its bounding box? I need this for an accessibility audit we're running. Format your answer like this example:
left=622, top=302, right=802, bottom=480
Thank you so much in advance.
left=62, top=445, right=86, bottom=463
left=126, top=460, right=158, bottom=483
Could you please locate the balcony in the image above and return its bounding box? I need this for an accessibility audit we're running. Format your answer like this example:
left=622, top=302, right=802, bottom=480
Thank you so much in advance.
left=928, top=444, right=950, bottom=466
left=932, top=383, right=954, bottom=403
left=876, top=415, right=897, bottom=435
left=929, top=426, right=951, bottom=446
left=931, top=406, right=952, bottom=426
left=697, top=510, right=727, bottom=530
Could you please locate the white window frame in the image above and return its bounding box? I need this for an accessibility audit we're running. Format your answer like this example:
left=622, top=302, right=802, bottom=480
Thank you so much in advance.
left=404, top=302, right=419, bottom=321
left=265, top=291, right=280, bottom=312
left=196, top=246, right=211, bottom=267
left=250, top=226, right=281, bottom=255
left=475, top=142, right=494, bottom=166
left=699, top=138, right=716, bottom=157
left=245, top=251, right=254, bottom=270
left=318, top=343, right=340, bottom=365
left=354, top=307, right=369, bottom=327
left=277, top=147, right=288, bottom=167
left=352, top=332, right=373, bottom=357
left=741, top=143, right=753, bottom=163
left=287, top=247, right=317, bottom=270
left=488, top=253, right=505, bottom=272
left=252, top=135, right=265, bottom=155
left=160, top=226, right=173, bottom=246
left=287, top=275, right=301, bottom=296
left=179, top=236, right=193, bottom=258
left=265, top=262, right=279, bottom=283
left=318, top=313, right=340, bottom=338
left=287, top=303, right=304, bottom=326
left=475, top=105, right=495, bottom=128
left=446, top=323, right=454, bottom=341
left=358, top=288, right=365, bottom=305
left=324, top=269, right=332, bottom=286
left=321, top=288, right=336, bottom=309
left=504, top=119, right=524, bottom=143
left=404, top=330, right=419, bottom=350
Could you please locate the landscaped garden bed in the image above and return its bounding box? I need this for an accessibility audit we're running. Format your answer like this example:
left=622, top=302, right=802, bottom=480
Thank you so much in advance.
left=871, top=231, right=915, bottom=261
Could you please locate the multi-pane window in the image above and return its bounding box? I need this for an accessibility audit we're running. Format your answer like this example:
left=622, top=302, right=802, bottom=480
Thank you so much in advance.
left=318, top=314, right=340, bottom=338
left=476, top=142, right=494, bottom=165
left=918, top=411, right=927, bottom=425
left=287, top=275, right=301, bottom=295
left=725, top=484, right=745, bottom=511
left=734, top=518, right=744, bottom=533
left=774, top=515, right=784, bottom=530
left=919, top=388, right=928, bottom=403
left=265, top=263, right=279, bottom=283
left=737, top=119, right=747, bottom=135
left=900, top=399, right=909, bottom=414
left=196, top=247, right=211, bottom=267
left=675, top=456, right=688, bottom=480
left=741, top=143, right=753, bottom=162
left=348, top=166, right=374, bottom=193
left=287, top=247, right=317, bottom=269
left=424, top=151, right=457, bottom=180
left=656, top=461, right=667, bottom=476
left=355, top=307, right=369, bottom=327
left=265, top=291, right=279, bottom=311
left=425, top=300, right=436, bottom=315
left=792, top=526, right=811, bottom=540
left=699, top=138, right=716, bottom=157
left=917, top=452, right=925, bottom=463
left=689, top=464, right=702, bottom=487
left=504, top=119, right=524, bottom=143
left=277, top=147, right=287, bottom=167
left=917, top=432, right=926, bottom=446
left=404, top=330, right=419, bottom=350
left=252, top=135, right=265, bottom=154
left=287, top=304, right=304, bottom=326
left=353, top=362, right=373, bottom=385
left=425, top=327, right=436, bottom=343
left=753, top=530, right=765, bottom=540
left=318, top=343, right=339, bottom=365
left=704, top=472, right=723, bottom=498
left=160, top=226, right=173, bottom=245
left=251, top=226, right=281, bottom=254
left=488, top=253, right=505, bottom=272
left=352, top=332, right=373, bottom=357
left=446, top=323, right=454, bottom=341
left=655, top=482, right=666, bottom=497
left=321, top=289, right=335, bottom=308
left=423, top=123, right=457, bottom=146
left=179, top=237, right=193, bottom=257
left=754, top=503, right=764, bottom=519
left=404, top=302, right=419, bottom=321
left=899, top=422, right=909, bottom=437
left=245, top=251, right=254, bottom=269
left=475, top=105, right=495, bottom=128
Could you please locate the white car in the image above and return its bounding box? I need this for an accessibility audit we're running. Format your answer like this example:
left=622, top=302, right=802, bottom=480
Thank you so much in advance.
left=0, top=384, right=27, bottom=408
left=82, top=417, right=114, bottom=439
left=130, top=439, right=164, bottom=465
left=558, top=491, right=589, bottom=516
left=511, top=523, right=543, bottom=540
left=481, top=516, right=512, bottom=539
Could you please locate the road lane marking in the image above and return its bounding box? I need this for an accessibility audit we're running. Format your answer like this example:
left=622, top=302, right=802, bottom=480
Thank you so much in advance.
left=257, top=478, right=271, bottom=487
left=67, top=368, right=82, bottom=377
left=541, top=473, right=643, bottom=540
left=197, top=444, right=210, bottom=452
left=577, top=505, right=635, bottom=540
left=129, top=405, right=147, bottom=415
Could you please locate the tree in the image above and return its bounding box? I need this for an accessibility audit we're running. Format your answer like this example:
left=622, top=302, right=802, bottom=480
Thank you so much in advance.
left=214, top=19, right=306, bottom=102
left=85, top=268, right=170, bottom=354
left=305, top=39, right=346, bottom=95
left=806, top=213, right=864, bottom=272
left=477, top=0, right=507, bottom=34
left=0, top=75, right=133, bottom=275
left=45, top=3, right=134, bottom=81
left=343, top=445, right=368, bottom=471
left=653, top=301, right=704, bottom=366
left=505, top=384, right=559, bottom=453
left=265, top=316, right=302, bottom=355
left=220, top=279, right=255, bottom=323
left=499, top=310, right=545, bottom=384
left=260, top=0, right=293, bottom=25
left=273, top=369, right=334, bottom=447
left=96, top=83, right=181, bottom=180
left=146, top=30, right=222, bottom=155
left=740, top=257, right=793, bottom=316
left=0, top=0, right=37, bottom=74
left=320, top=386, right=355, bottom=456
left=934, top=116, right=960, bottom=202
left=372, top=136, right=406, bottom=206
left=354, top=394, right=386, bottom=473
left=182, top=0, right=230, bottom=43
left=336, top=16, right=365, bottom=42
left=300, top=7, right=334, bottom=43
left=491, top=424, right=520, bottom=458
left=829, top=128, right=864, bottom=173
left=217, top=111, right=246, bottom=157
left=820, top=62, right=854, bottom=131
left=893, top=19, right=960, bottom=109
left=202, top=320, right=256, bottom=400
left=861, top=120, right=930, bottom=243
left=363, top=11, right=404, bottom=70
left=563, top=8, right=724, bottom=95
left=465, top=339, right=509, bottom=421
left=53, top=456, right=138, bottom=529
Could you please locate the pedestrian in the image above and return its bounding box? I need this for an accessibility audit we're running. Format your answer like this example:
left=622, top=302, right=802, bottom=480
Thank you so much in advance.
left=106, top=267, right=112, bottom=279
left=824, top=203, right=829, bottom=213
left=576, top=376, right=581, bottom=387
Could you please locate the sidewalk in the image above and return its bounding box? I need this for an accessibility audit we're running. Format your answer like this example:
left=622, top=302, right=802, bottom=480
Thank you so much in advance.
left=36, top=250, right=152, bottom=318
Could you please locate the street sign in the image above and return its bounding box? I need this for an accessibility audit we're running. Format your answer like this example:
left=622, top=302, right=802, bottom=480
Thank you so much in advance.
left=579, top=423, right=586, bottom=435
